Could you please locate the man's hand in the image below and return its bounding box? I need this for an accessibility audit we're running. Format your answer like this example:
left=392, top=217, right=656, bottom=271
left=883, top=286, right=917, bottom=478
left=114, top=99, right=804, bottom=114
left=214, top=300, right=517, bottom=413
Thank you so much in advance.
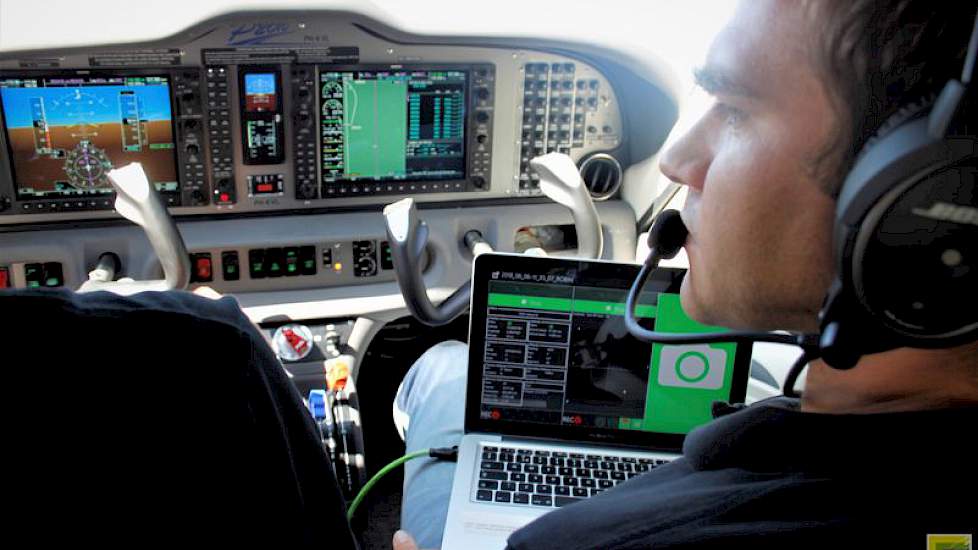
left=393, top=530, right=437, bottom=550
left=192, top=286, right=224, bottom=300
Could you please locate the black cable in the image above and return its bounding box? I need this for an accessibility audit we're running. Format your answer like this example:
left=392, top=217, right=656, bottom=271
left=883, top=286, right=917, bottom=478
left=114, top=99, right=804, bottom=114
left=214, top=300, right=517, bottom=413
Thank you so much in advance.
left=624, top=250, right=816, bottom=348
left=782, top=347, right=820, bottom=398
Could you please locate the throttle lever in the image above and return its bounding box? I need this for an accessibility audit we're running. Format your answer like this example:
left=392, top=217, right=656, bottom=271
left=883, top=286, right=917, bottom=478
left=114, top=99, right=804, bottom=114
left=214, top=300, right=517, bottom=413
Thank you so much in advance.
left=530, top=152, right=603, bottom=259
left=78, top=163, right=190, bottom=294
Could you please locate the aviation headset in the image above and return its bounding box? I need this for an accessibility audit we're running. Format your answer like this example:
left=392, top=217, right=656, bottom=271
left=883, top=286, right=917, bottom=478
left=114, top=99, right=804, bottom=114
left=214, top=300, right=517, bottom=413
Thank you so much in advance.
left=626, top=8, right=978, bottom=394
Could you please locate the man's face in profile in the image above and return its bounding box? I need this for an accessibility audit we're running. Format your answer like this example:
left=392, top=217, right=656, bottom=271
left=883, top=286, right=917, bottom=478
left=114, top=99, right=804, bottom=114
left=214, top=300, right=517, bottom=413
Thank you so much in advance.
left=660, top=0, right=840, bottom=333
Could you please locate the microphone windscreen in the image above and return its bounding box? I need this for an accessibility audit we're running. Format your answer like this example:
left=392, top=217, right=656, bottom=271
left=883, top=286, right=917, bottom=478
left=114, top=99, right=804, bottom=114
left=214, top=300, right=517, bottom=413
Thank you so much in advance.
left=646, top=209, right=689, bottom=259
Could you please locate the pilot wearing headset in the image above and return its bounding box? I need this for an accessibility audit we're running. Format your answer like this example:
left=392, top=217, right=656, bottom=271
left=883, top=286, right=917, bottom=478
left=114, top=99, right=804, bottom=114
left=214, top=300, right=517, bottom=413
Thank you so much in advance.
left=392, top=1, right=978, bottom=548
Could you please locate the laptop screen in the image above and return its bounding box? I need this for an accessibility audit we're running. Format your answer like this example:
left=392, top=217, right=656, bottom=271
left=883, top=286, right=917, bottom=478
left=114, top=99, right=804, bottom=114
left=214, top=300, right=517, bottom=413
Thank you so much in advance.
left=467, top=253, right=752, bottom=451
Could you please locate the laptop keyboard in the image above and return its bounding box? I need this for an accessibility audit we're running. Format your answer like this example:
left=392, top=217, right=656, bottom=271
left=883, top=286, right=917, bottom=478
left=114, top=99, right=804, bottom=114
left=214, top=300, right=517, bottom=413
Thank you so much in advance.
left=474, top=445, right=672, bottom=508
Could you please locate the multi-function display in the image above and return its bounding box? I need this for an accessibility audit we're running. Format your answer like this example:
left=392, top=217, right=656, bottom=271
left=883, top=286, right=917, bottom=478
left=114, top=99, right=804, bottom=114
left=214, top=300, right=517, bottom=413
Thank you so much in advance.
left=319, top=69, right=467, bottom=191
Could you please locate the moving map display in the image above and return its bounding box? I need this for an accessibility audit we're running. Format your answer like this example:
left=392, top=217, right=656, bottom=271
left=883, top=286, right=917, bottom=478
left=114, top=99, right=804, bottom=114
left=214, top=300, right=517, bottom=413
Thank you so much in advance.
left=320, top=69, right=467, bottom=187
left=0, top=74, right=177, bottom=200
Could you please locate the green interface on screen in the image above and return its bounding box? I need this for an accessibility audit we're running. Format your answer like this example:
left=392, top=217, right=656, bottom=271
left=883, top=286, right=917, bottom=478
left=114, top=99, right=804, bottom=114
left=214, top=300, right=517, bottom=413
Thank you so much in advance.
left=635, top=293, right=736, bottom=434
left=319, top=70, right=467, bottom=186
left=342, top=77, right=408, bottom=179
left=484, top=283, right=736, bottom=436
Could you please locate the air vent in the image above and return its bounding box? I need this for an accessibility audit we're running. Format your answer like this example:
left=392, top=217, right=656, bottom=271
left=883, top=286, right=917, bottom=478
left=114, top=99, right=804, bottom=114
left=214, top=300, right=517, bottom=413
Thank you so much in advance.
left=579, top=154, right=623, bottom=200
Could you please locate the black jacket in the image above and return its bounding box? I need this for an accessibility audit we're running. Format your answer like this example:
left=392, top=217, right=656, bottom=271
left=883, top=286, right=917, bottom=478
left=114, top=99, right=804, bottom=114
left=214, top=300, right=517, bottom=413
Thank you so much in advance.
left=1, top=289, right=357, bottom=547
left=508, top=397, right=977, bottom=549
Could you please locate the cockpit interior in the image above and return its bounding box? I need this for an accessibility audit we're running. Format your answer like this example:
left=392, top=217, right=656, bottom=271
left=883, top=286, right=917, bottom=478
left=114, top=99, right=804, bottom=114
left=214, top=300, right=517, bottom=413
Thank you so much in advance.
left=3, top=1, right=975, bottom=548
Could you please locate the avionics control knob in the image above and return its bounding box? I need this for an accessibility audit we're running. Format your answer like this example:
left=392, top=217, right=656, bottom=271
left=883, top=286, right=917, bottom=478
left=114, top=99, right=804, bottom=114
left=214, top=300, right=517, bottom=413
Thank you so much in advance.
left=354, top=255, right=377, bottom=277
left=477, top=87, right=490, bottom=101
left=297, top=182, right=317, bottom=200
left=186, top=144, right=199, bottom=155
left=476, top=112, right=490, bottom=124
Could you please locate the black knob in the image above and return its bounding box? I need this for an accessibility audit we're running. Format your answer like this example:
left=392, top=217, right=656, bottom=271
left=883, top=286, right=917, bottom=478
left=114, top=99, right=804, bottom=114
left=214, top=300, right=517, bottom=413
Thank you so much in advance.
left=471, top=176, right=487, bottom=189
left=477, top=87, right=490, bottom=101
left=184, top=119, right=198, bottom=130
left=297, top=182, right=317, bottom=200
left=191, top=190, right=207, bottom=205
left=477, top=134, right=488, bottom=144
left=186, top=144, right=199, bottom=155
left=182, top=91, right=196, bottom=102
left=476, top=112, right=490, bottom=124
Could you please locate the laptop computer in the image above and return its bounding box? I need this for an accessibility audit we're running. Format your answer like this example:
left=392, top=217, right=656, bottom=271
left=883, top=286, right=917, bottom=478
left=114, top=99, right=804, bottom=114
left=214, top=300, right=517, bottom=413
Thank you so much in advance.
left=441, top=253, right=752, bottom=549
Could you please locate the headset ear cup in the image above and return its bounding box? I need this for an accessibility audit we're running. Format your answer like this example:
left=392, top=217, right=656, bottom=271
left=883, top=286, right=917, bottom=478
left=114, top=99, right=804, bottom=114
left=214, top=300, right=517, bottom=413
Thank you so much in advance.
left=855, top=159, right=978, bottom=339
left=825, top=91, right=978, bottom=364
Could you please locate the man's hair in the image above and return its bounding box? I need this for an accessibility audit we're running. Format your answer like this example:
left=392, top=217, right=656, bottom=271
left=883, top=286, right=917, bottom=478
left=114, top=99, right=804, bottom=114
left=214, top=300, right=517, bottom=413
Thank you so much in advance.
left=807, top=1, right=976, bottom=194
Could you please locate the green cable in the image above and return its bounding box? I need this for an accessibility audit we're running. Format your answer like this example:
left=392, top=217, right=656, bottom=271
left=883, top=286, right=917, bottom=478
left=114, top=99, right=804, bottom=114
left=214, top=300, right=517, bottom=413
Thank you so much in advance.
left=346, top=449, right=430, bottom=521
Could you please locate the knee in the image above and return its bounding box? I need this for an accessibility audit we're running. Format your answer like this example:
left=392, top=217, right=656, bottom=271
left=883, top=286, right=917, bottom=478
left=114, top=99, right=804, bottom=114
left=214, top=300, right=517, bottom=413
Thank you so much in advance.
left=402, top=340, right=468, bottom=394
left=394, top=340, right=469, bottom=436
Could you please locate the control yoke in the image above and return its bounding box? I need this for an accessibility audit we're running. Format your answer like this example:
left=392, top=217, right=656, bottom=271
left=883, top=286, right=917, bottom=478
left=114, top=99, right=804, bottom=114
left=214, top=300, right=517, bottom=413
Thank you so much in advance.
left=530, top=153, right=603, bottom=259
left=78, top=163, right=191, bottom=294
left=384, top=153, right=602, bottom=327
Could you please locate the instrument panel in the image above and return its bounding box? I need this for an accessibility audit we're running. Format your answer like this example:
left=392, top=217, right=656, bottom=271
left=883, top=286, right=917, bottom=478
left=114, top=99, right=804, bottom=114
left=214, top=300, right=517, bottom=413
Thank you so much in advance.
left=0, top=11, right=650, bottom=227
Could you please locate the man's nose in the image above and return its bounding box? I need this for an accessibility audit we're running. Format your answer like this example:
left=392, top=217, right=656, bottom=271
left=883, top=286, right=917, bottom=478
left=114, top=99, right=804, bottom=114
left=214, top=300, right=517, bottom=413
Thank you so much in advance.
left=658, top=133, right=709, bottom=192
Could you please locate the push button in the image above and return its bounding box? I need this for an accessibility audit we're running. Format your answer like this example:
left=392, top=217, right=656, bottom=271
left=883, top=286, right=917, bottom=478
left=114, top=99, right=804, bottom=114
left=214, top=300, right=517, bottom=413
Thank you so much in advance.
left=284, top=247, right=300, bottom=277
left=380, top=241, right=394, bottom=270
left=42, top=262, right=63, bottom=287
left=265, top=248, right=284, bottom=278
left=248, top=249, right=266, bottom=279
left=190, top=253, right=213, bottom=283
left=24, top=263, right=44, bottom=288
left=221, top=251, right=240, bottom=281
left=0, top=266, right=9, bottom=288
left=299, top=246, right=317, bottom=275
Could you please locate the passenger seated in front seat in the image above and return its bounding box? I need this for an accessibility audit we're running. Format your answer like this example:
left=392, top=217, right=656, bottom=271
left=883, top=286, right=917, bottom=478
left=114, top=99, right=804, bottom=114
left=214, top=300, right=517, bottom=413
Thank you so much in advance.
left=0, top=290, right=357, bottom=548
left=392, top=1, right=978, bottom=548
